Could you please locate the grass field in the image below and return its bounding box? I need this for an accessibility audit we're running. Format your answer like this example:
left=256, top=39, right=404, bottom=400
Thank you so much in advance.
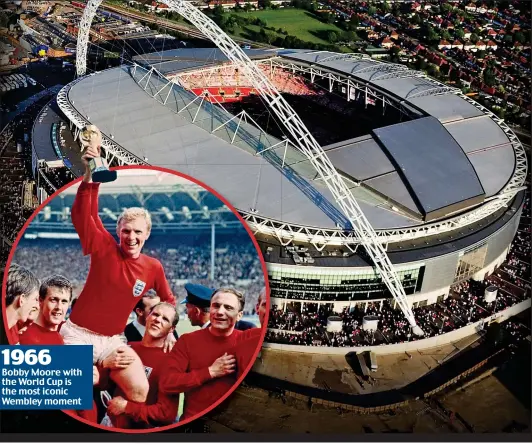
left=231, top=8, right=345, bottom=45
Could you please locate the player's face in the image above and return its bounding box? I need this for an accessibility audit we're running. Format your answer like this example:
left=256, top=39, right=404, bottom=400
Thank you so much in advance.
left=41, top=287, right=70, bottom=327
left=256, top=296, right=267, bottom=327
left=20, top=289, right=39, bottom=322
left=210, top=292, right=243, bottom=332
left=146, top=305, right=175, bottom=339
left=140, top=296, right=160, bottom=324
left=117, top=217, right=150, bottom=259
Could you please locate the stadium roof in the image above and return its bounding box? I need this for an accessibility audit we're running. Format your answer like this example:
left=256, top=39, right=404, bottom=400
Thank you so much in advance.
left=32, top=101, right=62, bottom=162
left=63, top=48, right=518, bottom=232
left=133, top=48, right=277, bottom=75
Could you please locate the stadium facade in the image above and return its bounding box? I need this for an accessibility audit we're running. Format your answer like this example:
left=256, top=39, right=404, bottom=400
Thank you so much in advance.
left=32, top=30, right=527, bottom=349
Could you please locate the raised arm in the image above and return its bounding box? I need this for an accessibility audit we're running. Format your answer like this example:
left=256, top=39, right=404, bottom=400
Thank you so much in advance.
left=71, top=182, right=114, bottom=255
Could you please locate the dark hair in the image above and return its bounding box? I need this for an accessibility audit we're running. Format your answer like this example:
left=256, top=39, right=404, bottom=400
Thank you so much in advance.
left=39, top=275, right=73, bottom=302
left=149, top=302, right=179, bottom=328
left=212, top=287, right=245, bottom=312
left=134, top=289, right=158, bottom=312
left=6, top=263, right=40, bottom=307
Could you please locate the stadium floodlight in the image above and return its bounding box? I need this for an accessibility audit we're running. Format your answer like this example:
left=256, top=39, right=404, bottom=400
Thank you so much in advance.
left=202, top=205, right=210, bottom=219
left=161, top=206, right=174, bottom=221
left=103, top=207, right=117, bottom=221
left=75, top=0, right=425, bottom=336
left=43, top=206, right=51, bottom=221
left=182, top=206, right=192, bottom=220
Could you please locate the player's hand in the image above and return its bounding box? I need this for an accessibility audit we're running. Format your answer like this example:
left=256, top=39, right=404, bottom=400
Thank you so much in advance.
left=163, top=332, right=176, bottom=353
left=92, top=366, right=100, bottom=386
left=107, top=396, right=127, bottom=416
left=102, top=346, right=135, bottom=370
left=208, top=353, right=236, bottom=379
left=81, top=144, right=101, bottom=166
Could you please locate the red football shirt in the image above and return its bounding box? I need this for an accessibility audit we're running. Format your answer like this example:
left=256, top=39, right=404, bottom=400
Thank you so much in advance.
left=70, top=182, right=176, bottom=336
left=123, top=342, right=180, bottom=427
left=160, top=328, right=251, bottom=420
left=8, top=325, right=20, bottom=345
left=19, top=323, right=64, bottom=345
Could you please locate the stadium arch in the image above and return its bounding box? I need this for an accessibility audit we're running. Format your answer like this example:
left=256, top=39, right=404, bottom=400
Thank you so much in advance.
left=74, top=0, right=428, bottom=334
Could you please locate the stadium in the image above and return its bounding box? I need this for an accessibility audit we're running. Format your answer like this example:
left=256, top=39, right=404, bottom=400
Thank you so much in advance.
left=26, top=0, right=529, bottom=374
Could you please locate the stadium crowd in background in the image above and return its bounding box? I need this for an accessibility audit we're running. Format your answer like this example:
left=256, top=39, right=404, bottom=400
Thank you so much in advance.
left=13, top=241, right=264, bottom=315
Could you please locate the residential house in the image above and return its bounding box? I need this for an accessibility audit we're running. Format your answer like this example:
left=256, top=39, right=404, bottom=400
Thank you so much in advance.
left=452, top=40, right=464, bottom=50
left=411, top=2, right=421, bottom=12
left=438, top=40, right=452, bottom=50
left=380, top=37, right=394, bottom=49
left=390, top=30, right=399, bottom=40
left=486, top=40, right=497, bottom=51
left=464, top=41, right=475, bottom=51
left=475, top=41, right=486, bottom=51
left=465, top=3, right=476, bottom=12
left=366, top=30, right=379, bottom=40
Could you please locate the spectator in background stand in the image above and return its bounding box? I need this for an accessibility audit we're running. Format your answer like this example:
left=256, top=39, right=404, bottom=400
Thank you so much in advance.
left=124, top=290, right=161, bottom=342
left=5, top=263, right=40, bottom=344
left=20, top=274, right=72, bottom=345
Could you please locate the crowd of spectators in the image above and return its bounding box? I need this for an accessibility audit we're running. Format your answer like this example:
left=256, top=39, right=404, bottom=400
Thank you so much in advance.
left=13, top=240, right=264, bottom=315
left=0, top=95, right=55, bottom=265
left=266, top=191, right=531, bottom=348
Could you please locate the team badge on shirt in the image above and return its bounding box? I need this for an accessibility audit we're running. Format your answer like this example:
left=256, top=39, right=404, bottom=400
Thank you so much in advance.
left=133, top=279, right=146, bottom=297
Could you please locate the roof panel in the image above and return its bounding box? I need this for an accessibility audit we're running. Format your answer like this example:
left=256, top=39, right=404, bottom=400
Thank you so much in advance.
left=324, top=136, right=395, bottom=181
left=372, top=117, right=485, bottom=218
left=467, top=143, right=515, bottom=197
left=363, top=171, right=420, bottom=215
left=444, top=115, right=510, bottom=153
left=409, top=94, right=484, bottom=122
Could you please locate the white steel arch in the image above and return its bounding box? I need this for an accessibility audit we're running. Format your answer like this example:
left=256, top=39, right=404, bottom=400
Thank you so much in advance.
left=75, top=1, right=425, bottom=333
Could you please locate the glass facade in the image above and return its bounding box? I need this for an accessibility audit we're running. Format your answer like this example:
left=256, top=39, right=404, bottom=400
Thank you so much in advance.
left=454, top=243, right=488, bottom=284
left=268, top=266, right=424, bottom=301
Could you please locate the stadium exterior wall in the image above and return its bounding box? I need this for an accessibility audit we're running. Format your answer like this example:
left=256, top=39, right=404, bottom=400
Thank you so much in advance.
left=263, top=298, right=531, bottom=356
left=267, top=201, right=522, bottom=305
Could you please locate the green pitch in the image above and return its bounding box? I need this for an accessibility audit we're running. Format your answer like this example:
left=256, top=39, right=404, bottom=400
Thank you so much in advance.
left=232, top=8, right=345, bottom=45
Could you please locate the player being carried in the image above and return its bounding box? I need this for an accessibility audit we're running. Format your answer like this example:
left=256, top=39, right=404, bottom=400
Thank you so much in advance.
left=60, top=125, right=176, bottom=406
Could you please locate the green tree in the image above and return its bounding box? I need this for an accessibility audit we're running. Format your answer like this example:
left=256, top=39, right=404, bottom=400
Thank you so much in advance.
left=441, top=29, right=451, bottom=41
left=368, top=5, right=377, bottom=16
left=416, top=56, right=427, bottom=70
left=476, top=49, right=486, bottom=59
left=382, top=0, right=391, bottom=13
left=455, top=29, right=465, bottom=40
left=503, top=34, right=513, bottom=44
left=442, top=3, right=452, bottom=13
left=483, top=66, right=496, bottom=86
left=426, top=63, right=440, bottom=78
left=513, top=32, right=525, bottom=44
left=470, top=33, right=479, bottom=43
left=498, top=84, right=506, bottom=94
left=411, top=14, right=421, bottom=25
left=427, top=26, right=440, bottom=43
left=327, top=30, right=338, bottom=43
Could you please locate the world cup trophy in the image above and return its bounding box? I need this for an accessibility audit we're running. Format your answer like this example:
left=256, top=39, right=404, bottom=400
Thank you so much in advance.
left=79, top=125, right=117, bottom=183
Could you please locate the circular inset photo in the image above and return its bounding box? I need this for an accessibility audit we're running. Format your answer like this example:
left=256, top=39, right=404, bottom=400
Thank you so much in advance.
left=2, top=165, right=269, bottom=432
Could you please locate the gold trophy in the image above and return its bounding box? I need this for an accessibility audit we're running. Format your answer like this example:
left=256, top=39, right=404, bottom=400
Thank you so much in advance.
left=79, top=125, right=117, bottom=183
